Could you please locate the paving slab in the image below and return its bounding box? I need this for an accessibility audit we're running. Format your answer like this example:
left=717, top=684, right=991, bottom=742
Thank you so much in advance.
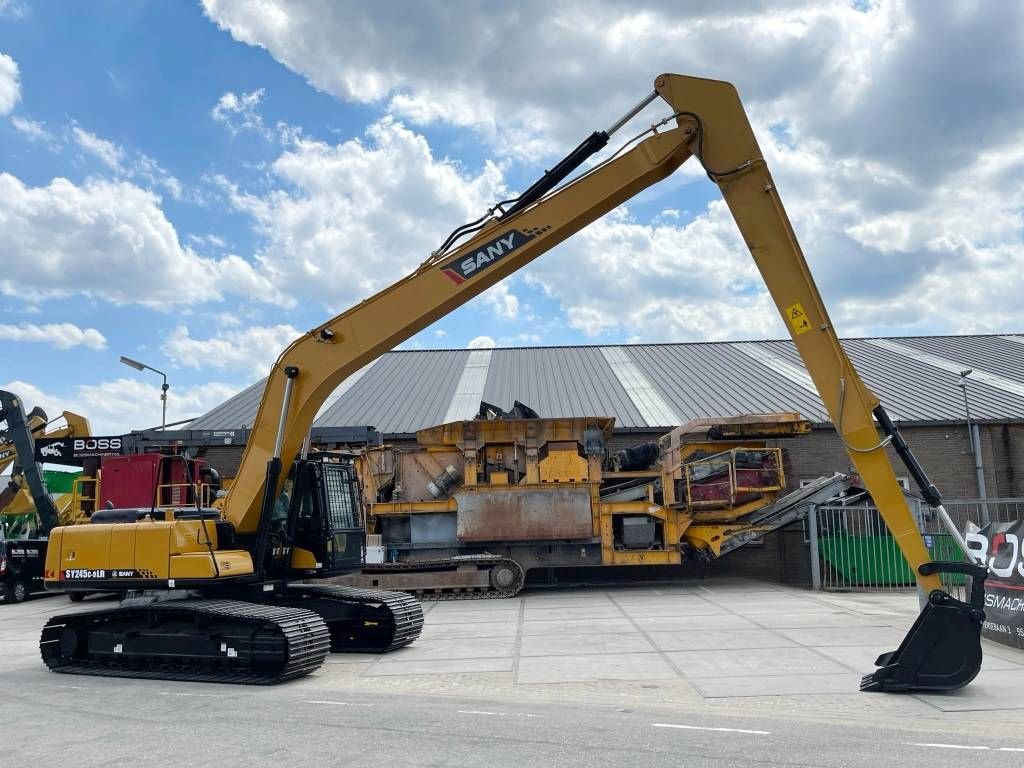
left=913, top=669, right=1024, bottom=711
left=419, top=621, right=519, bottom=639
left=633, top=614, right=758, bottom=632
left=613, top=600, right=727, bottom=618
left=751, top=611, right=902, bottom=629
left=690, top=673, right=865, bottom=698
left=667, top=646, right=849, bottom=678
left=521, top=617, right=637, bottom=636
left=516, top=652, right=678, bottom=684
left=813, top=643, right=1024, bottom=674
left=608, top=594, right=713, bottom=605
left=773, top=625, right=909, bottom=648
left=383, top=637, right=517, bottom=660
left=647, top=628, right=797, bottom=652
left=321, top=653, right=379, bottom=665
left=519, top=632, right=654, bottom=657
left=521, top=596, right=612, bottom=608
left=421, top=610, right=522, bottom=625
left=523, top=605, right=623, bottom=620
left=9, top=581, right=1024, bottom=717
left=708, top=598, right=839, bottom=615
left=365, top=657, right=514, bottom=676
left=423, top=606, right=520, bottom=618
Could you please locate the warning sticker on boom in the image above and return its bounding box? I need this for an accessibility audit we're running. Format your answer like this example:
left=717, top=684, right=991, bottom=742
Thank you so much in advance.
left=785, top=302, right=812, bottom=335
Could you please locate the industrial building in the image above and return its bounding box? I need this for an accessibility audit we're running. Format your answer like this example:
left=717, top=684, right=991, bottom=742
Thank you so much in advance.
left=188, top=333, right=1024, bottom=585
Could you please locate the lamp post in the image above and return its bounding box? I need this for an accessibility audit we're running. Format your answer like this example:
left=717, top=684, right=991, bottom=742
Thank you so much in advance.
left=957, top=369, right=990, bottom=524
left=120, top=355, right=169, bottom=431
left=956, top=369, right=974, bottom=452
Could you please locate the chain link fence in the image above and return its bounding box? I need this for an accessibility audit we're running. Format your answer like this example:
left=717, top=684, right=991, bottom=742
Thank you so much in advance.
left=808, top=498, right=1024, bottom=594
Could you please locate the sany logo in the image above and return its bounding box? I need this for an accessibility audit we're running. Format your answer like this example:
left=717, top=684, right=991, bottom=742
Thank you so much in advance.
left=966, top=528, right=1024, bottom=578
left=440, top=227, right=546, bottom=285
left=40, top=443, right=64, bottom=458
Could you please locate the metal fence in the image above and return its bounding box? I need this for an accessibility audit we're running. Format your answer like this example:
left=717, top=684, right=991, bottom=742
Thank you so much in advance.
left=807, top=498, right=1024, bottom=593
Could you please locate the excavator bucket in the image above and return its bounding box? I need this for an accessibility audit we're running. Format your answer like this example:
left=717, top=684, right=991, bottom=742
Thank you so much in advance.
left=861, top=561, right=989, bottom=693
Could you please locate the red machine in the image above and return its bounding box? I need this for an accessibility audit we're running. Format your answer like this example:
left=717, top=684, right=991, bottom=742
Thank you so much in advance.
left=97, top=454, right=215, bottom=509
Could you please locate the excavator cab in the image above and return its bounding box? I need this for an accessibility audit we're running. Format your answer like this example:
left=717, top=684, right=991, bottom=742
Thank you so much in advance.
left=284, top=455, right=365, bottom=578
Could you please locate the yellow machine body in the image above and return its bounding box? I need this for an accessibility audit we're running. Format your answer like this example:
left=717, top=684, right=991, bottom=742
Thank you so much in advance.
left=357, top=413, right=810, bottom=568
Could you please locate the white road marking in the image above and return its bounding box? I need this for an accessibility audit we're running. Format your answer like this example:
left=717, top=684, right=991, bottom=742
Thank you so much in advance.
left=653, top=723, right=770, bottom=735
left=457, top=710, right=539, bottom=718
left=910, top=743, right=1024, bottom=752
left=158, top=691, right=220, bottom=698
left=303, top=700, right=375, bottom=707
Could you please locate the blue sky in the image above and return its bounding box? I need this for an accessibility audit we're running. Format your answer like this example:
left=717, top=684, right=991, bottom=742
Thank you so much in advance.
left=1, top=1, right=1022, bottom=434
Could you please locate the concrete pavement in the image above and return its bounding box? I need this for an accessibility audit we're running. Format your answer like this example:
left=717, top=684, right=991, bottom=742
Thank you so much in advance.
left=4, top=578, right=1024, bottom=766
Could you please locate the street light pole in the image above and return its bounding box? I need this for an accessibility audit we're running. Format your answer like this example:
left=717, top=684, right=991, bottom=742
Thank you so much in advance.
left=119, top=355, right=169, bottom=431
left=957, top=369, right=990, bottom=525
left=957, top=369, right=974, bottom=454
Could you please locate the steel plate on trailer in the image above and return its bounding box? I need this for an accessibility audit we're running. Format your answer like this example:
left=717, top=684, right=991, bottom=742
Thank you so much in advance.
left=456, top=486, right=592, bottom=542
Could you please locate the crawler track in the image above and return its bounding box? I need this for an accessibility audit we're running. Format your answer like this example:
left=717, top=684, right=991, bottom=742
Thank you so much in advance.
left=40, top=599, right=330, bottom=685
left=284, top=583, right=424, bottom=652
left=359, top=556, right=525, bottom=600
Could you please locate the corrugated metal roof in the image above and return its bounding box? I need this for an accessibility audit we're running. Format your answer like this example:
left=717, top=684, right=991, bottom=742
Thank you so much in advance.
left=188, top=334, right=1024, bottom=435
left=189, top=378, right=266, bottom=430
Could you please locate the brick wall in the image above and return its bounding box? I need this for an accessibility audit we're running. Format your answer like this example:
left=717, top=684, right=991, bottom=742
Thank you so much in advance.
left=709, top=424, right=1012, bottom=585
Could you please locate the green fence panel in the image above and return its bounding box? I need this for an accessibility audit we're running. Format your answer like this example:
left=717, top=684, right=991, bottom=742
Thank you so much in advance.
left=43, top=470, right=81, bottom=494
left=819, top=533, right=964, bottom=586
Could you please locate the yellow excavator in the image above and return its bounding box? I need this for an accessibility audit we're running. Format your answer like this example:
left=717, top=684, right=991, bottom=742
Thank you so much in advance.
left=0, top=401, right=91, bottom=526
left=41, top=73, right=987, bottom=692
left=0, top=390, right=91, bottom=602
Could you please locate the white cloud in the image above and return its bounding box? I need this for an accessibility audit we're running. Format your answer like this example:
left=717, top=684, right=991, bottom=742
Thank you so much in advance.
left=211, top=88, right=269, bottom=137
left=221, top=117, right=506, bottom=309
left=525, top=202, right=780, bottom=341
left=3, top=378, right=239, bottom=435
left=189, top=233, right=228, bottom=249
left=204, top=1, right=1024, bottom=339
left=70, top=125, right=124, bottom=171
left=0, top=1, right=28, bottom=19
left=0, top=322, right=107, bottom=350
left=0, top=52, right=19, bottom=115
left=11, top=116, right=56, bottom=146
left=476, top=282, right=519, bottom=321
left=467, top=335, right=495, bottom=349
left=68, top=123, right=184, bottom=199
left=162, top=323, right=301, bottom=377
left=0, top=173, right=288, bottom=308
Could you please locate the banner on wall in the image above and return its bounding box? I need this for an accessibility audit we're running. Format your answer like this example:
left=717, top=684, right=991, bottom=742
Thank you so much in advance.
left=966, top=520, right=1024, bottom=649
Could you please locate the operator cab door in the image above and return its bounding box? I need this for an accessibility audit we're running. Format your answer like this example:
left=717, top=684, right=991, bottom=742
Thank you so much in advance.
left=290, top=460, right=364, bottom=577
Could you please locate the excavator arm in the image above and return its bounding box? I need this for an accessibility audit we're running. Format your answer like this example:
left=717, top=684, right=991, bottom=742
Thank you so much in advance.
left=219, top=74, right=984, bottom=692
left=0, top=390, right=91, bottom=533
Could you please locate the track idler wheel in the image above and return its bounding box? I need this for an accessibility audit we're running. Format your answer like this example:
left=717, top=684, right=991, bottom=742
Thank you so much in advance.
left=490, top=563, right=518, bottom=590
left=861, top=561, right=988, bottom=693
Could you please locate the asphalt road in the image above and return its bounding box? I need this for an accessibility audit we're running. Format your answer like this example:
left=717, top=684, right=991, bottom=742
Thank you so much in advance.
left=5, top=669, right=1024, bottom=768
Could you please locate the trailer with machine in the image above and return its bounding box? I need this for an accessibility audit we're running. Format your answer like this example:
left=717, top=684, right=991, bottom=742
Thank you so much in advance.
left=345, top=410, right=852, bottom=597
